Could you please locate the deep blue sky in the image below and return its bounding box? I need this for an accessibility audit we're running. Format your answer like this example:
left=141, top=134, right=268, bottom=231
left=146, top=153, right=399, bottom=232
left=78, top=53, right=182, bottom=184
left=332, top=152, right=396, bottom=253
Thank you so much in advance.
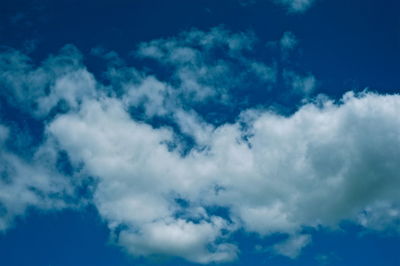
left=1, top=0, right=400, bottom=265
left=1, top=209, right=400, bottom=265
left=2, top=0, right=399, bottom=94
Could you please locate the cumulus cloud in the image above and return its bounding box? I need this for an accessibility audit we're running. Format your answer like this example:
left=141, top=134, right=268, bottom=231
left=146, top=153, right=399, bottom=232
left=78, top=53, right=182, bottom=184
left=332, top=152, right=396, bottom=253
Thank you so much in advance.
left=46, top=90, right=400, bottom=261
left=1, top=27, right=400, bottom=263
left=119, top=218, right=238, bottom=263
left=46, top=98, right=238, bottom=262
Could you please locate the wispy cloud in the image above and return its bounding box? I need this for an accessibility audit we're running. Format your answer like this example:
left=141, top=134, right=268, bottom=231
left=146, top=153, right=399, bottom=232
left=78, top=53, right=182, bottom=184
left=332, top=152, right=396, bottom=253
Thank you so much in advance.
left=240, top=0, right=317, bottom=13
left=274, top=0, right=317, bottom=13
left=0, top=124, right=72, bottom=231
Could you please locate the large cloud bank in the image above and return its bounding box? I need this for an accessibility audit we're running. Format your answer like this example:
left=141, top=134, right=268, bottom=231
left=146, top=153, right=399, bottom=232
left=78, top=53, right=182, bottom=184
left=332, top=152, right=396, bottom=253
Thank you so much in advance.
left=0, top=27, right=400, bottom=263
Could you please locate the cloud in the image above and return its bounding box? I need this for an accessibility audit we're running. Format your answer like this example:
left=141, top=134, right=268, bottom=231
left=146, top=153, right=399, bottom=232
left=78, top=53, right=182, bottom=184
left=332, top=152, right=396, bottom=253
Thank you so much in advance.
left=0, top=45, right=95, bottom=117
left=1, top=27, right=400, bottom=263
left=0, top=124, right=72, bottom=231
left=119, top=218, right=238, bottom=263
left=47, top=90, right=400, bottom=262
left=135, top=26, right=276, bottom=107
left=273, top=234, right=311, bottom=258
left=280, top=31, right=298, bottom=59
left=283, top=70, right=317, bottom=95
left=266, top=31, right=317, bottom=98
left=274, top=0, right=316, bottom=13
left=280, top=32, right=298, bottom=50
left=240, top=0, right=316, bottom=13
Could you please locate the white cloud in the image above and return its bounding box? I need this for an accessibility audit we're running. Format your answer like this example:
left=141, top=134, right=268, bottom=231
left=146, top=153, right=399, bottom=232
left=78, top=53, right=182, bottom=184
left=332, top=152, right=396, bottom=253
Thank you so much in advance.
left=37, top=68, right=97, bottom=115
left=136, top=26, right=276, bottom=106
left=280, top=31, right=298, bottom=59
left=274, top=0, right=316, bottom=13
left=283, top=70, right=317, bottom=95
left=0, top=45, right=95, bottom=117
left=122, top=75, right=169, bottom=117
left=280, top=31, right=298, bottom=51
left=47, top=98, right=238, bottom=262
left=0, top=125, right=9, bottom=143
left=273, top=234, right=311, bottom=258
left=239, top=0, right=316, bottom=12
left=174, top=109, right=214, bottom=146
left=0, top=125, right=72, bottom=231
left=1, top=27, right=400, bottom=264
left=357, top=201, right=400, bottom=232
left=119, top=218, right=238, bottom=263
left=46, top=90, right=400, bottom=262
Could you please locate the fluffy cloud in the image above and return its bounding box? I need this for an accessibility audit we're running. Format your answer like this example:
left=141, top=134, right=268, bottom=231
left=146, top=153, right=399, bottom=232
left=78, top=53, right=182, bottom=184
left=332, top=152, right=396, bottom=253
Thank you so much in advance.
left=46, top=90, right=400, bottom=262
left=119, top=218, right=238, bottom=263
left=46, top=98, right=238, bottom=263
left=1, top=27, right=400, bottom=263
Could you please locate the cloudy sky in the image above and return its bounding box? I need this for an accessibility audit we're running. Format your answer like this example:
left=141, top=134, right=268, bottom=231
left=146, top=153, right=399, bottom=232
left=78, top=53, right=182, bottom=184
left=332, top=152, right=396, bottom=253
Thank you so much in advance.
left=0, top=0, right=400, bottom=265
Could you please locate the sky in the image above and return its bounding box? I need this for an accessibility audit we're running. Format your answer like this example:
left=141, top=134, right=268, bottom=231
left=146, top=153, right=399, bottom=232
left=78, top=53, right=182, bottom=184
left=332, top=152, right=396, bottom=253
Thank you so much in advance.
left=0, top=0, right=400, bottom=265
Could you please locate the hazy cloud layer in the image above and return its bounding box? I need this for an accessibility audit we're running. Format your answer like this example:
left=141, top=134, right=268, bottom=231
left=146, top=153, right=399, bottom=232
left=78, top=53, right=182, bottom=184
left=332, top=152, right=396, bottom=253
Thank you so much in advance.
left=0, top=27, right=400, bottom=263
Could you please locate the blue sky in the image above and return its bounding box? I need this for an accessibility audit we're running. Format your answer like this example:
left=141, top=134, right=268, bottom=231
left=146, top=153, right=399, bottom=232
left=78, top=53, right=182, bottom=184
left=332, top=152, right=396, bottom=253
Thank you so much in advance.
left=0, top=0, right=400, bottom=265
